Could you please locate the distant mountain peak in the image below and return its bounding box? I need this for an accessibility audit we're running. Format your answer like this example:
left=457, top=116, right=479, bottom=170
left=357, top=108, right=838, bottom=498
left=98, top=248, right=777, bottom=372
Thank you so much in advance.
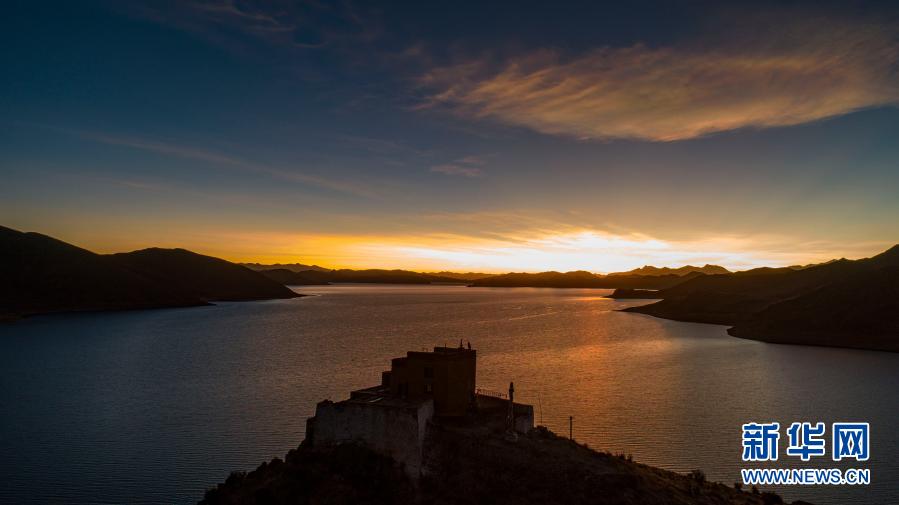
left=242, top=262, right=330, bottom=273
left=608, top=264, right=730, bottom=277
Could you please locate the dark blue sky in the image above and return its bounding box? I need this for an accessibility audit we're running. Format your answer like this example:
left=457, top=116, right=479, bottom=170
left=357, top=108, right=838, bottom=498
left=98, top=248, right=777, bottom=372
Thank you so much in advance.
left=2, top=0, right=898, bottom=271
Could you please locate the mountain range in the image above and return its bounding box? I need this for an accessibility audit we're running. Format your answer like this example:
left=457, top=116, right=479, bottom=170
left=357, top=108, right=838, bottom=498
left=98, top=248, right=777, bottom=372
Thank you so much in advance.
left=242, top=262, right=330, bottom=273
left=608, top=264, right=730, bottom=277
left=469, top=270, right=707, bottom=290
left=256, top=268, right=468, bottom=286
left=245, top=263, right=723, bottom=288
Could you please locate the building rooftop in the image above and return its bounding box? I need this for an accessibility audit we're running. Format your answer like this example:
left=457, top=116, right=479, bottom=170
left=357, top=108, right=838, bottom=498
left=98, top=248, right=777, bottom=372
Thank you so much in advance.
left=340, top=385, right=429, bottom=410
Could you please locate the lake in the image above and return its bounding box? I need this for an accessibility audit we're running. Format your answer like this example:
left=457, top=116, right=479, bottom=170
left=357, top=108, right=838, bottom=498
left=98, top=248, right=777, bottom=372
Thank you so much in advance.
left=0, top=285, right=896, bottom=504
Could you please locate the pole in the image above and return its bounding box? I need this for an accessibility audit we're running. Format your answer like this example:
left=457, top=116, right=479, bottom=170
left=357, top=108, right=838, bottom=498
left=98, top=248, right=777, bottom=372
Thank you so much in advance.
left=538, top=393, right=543, bottom=425
left=508, top=382, right=515, bottom=432
left=569, top=416, right=573, bottom=440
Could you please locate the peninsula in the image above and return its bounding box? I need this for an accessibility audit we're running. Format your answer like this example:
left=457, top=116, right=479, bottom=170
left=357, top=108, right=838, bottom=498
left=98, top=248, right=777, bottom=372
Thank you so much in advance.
left=626, top=245, right=899, bottom=352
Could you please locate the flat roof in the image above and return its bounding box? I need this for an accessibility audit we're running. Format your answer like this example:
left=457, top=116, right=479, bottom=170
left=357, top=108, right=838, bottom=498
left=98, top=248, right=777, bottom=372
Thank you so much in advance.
left=342, top=384, right=432, bottom=410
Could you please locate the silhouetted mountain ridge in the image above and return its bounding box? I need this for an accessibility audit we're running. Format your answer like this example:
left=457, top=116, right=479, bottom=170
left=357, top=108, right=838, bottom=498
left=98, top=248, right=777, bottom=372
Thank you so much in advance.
left=426, top=271, right=494, bottom=281
left=258, top=268, right=332, bottom=286
left=255, top=267, right=470, bottom=285
left=110, top=248, right=299, bottom=302
left=608, top=264, right=730, bottom=277
left=0, top=226, right=298, bottom=320
left=329, top=269, right=466, bottom=284
left=247, top=264, right=718, bottom=288
left=242, top=262, right=330, bottom=273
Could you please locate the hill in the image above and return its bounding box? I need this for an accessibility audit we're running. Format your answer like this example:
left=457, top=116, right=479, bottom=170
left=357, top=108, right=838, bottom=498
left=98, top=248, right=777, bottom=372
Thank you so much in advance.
left=426, top=271, right=494, bottom=281
left=471, top=270, right=703, bottom=290
left=255, top=267, right=469, bottom=285
left=242, top=262, right=330, bottom=273
left=0, top=226, right=299, bottom=320
left=626, top=245, right=899, bottom=351
left=200, top=426, right=802, bottom=505
left=259, top=268, right=332, bottom=286
left=328, top=269, right=465, bottom=284
left=110, top=248, right=300, bottom=301
left=0, top=226, right=201, bottom=320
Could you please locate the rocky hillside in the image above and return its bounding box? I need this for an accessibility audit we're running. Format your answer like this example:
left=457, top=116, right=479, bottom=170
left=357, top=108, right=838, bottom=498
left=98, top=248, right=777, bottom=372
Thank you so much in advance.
left=201, top=426, right=807, bottom=505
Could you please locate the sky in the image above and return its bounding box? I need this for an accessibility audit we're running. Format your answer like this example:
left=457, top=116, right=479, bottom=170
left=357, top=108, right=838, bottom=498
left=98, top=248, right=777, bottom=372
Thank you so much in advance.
left=2, top=0, right=899, bottom=272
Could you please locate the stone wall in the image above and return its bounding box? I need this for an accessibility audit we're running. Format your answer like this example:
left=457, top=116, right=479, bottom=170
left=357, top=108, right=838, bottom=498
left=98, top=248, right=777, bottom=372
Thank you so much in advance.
left=308, top=399, right=434, bottom=476
left=514, top=404, right=535, bottom=433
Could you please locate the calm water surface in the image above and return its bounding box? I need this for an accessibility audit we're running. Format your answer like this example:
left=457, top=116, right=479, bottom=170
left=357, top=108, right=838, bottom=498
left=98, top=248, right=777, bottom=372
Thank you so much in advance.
left=0, top=285, right=896, bottom=504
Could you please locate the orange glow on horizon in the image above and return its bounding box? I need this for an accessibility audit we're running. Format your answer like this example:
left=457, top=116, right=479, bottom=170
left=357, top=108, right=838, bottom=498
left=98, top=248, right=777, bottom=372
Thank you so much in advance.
left=40, top=221, right=891, bottom=274
left=192, top=230, right=883, bottom=273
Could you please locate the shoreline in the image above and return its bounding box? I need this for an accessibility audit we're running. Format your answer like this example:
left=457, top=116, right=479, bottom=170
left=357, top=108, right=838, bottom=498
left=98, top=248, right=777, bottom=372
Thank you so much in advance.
left=625, top=306, right=899, bottom=353
left=0, top=294, right=307, bottom=324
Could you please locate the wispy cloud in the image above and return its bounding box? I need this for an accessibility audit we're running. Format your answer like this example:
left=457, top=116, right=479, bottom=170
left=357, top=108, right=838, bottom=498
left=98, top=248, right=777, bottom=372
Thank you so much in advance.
left=419, top=15, right=899, bottom=142
left=80, top=132, right=241, bottom=165
left=336, top=134, right=433, bottom=159
left=128, top=0, right=380, bottom=52
left=192, top=0, right=294, bottom=33
left=76, top=130, right=380, bottom=198
left=430, top=155, right=485, bottom=177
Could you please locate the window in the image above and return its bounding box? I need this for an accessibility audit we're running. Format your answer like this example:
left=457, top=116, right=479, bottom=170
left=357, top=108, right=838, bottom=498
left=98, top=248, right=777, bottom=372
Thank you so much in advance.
left=424, top=367, right=433, bottom=378
left=424, top=383, right=433, bottom=394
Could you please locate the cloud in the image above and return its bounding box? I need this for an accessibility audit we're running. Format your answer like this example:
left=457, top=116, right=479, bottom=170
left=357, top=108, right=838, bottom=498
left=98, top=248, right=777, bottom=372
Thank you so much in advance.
left=419, top=15, right=899, bottom=141
left=430, top=155, right=485, bottom=177
left=129, top=0, right=380, bottom=52
left=192, top=0, right=293, bottom=33
left=337, top=134, right=432, bottom=158
left=79, top=132, right=242, bottom=165
left=430, top=164, right=482, bottom=177
left=75, top=131, right=380, bottom=198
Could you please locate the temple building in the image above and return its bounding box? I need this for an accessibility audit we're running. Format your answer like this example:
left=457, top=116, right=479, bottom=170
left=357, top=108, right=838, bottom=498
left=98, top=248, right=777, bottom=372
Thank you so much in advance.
left=306, top=344, right=534, bottom=476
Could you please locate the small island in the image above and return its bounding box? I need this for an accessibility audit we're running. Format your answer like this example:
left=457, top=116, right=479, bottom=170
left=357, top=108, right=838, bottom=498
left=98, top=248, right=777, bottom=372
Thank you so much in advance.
left=606, top=288, right=662, bottom=299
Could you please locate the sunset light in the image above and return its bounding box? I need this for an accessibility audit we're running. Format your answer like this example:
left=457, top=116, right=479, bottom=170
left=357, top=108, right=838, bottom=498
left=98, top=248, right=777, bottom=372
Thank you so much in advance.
left=355, top=232, right=790, bottom=272
left=2, top=2, right=898, bottom=504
